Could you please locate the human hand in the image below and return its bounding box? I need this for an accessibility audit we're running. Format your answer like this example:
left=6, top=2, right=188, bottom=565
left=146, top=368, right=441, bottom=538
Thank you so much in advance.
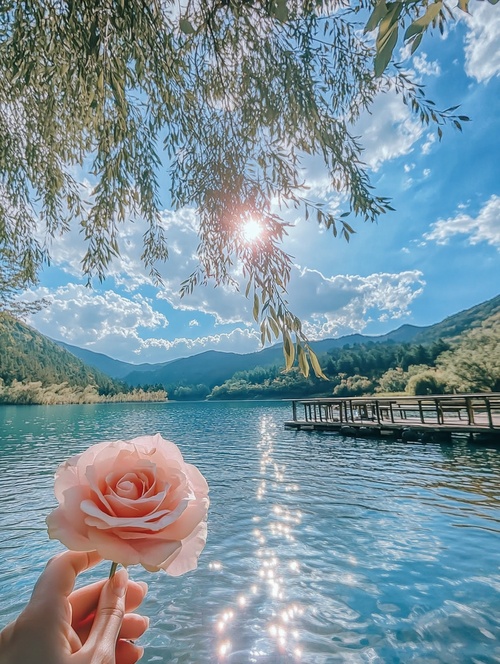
left=0, top=550, right=149, bottom=664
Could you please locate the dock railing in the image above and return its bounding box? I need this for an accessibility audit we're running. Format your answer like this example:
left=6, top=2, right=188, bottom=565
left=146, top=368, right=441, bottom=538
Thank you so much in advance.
left=286, top=393, right=500, bottom=434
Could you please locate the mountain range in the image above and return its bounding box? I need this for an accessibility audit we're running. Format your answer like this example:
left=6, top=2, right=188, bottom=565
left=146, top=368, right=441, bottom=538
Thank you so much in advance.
left=54, top=293, right=500, bottom=390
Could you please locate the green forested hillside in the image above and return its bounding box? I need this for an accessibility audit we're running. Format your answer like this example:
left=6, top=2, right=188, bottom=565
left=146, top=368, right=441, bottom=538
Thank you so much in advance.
left=412, top=294, right=500, bottom=344
left=0, top=313, right=119, bottom=389
left=0, top=313, right=166, bottom=404
left=209, top=339, right=451, bottom=399
left=55, top=339, right=170, bottom=379
left=209, top=312, right=500, bottom=399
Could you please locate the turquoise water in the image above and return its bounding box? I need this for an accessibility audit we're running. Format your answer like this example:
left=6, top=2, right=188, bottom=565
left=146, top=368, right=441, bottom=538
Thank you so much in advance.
left=0, top=400, right=499, bottom=663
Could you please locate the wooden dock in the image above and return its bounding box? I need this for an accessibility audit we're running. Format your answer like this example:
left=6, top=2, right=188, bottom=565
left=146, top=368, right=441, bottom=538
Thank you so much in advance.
left=284, top=393, right=500, bottom=443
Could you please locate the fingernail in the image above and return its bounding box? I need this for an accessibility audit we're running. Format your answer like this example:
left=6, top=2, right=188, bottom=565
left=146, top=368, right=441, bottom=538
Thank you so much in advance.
left=137, top=581, right=149, bottom=596
left=111, top=567, right=128, bottom=598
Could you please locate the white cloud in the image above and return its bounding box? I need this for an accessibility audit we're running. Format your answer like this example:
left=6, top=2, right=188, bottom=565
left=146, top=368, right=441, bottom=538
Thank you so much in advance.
left=424, top=195, right=500, bottom=248
left=402, top=166, right=431, bottom=190
left=138, top=328, right=261, bottom=363
left=23, top=280, right=263, bottom=363
left=421, top=132, right=436, bottom=156
left=413, top=53, right=441, bottom=77
left=286, top=268, right=425, bottom=339
left=26, top=284, right=169, bottom=360
left=156, top=281, right=252, bottom=326
left=25, top=262, right=427, bottom=363
left=352, top=88, right=424, bottom=171
left=464, top=2, right=500, bottom=83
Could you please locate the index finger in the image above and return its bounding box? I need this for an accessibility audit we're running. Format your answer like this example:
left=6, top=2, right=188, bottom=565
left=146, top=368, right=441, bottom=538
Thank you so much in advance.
left=70, top=578, right=148, bottom=623
left=31, top=550, right=103, bottom=603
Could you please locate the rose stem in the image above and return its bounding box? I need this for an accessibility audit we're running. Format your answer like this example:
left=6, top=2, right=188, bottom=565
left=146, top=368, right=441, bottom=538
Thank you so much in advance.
left=109, top=562, right=119, bottom=579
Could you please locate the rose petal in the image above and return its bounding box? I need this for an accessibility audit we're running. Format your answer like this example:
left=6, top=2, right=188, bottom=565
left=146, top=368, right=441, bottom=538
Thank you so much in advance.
left=185, top=463, right=210, bottom=496
left=81, top=493, right=192, bottom=531
left=86, top=529, right=145, bottom=567
left=48, top=483, right=94, bottom=546
left=160, top=521, right=208, bottom=576
left=53, top=456, right=85, bottom=502
left=157, top=496, right=210, bottom=541
left=105, top=490, right=167, bottom=518
left=77, top=440, right=132, bottom=472
left=130, top=434, right=184, bottom=463
left=87, top=528, right=182, bottom=569
left=46, top=503, right=93, bottom=552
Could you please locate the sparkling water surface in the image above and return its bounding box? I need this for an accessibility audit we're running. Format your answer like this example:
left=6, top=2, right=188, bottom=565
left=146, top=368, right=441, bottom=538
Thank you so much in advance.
left=0, top=400, right=499, bottom=663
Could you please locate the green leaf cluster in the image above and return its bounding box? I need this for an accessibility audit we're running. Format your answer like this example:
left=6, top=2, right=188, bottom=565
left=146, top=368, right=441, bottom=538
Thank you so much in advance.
left=0, top=251, right=48, bottom=318
left=364, top=0, right=497, bottom=76
left=0, top=0, right=490, bottom=375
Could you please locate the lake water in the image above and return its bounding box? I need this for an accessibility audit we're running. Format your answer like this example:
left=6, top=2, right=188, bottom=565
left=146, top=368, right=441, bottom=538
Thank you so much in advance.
left=0, top=400, right=499, bottom=663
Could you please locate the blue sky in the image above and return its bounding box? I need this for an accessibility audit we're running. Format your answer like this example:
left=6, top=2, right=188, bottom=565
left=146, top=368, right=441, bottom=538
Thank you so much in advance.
left=26, top=4, right=500, bottom=365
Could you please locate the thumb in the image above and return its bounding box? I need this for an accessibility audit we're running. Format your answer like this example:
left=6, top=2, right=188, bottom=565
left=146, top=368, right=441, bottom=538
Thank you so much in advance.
left=80, top=567, right=128, bottom=663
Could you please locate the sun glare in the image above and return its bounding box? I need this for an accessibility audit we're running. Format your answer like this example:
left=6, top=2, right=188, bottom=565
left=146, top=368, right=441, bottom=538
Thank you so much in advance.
left=242, top=219, right=263, bottom=243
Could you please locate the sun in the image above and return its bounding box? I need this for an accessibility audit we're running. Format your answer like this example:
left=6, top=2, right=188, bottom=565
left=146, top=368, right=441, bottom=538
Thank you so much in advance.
left=241, top=219, right=263, bottom=243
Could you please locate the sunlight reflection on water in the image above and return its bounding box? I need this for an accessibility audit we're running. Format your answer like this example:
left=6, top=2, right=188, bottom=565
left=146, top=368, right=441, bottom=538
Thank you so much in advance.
left=1, top=401, right=500, bottom=663
left=212, top=415, right=306, bottom=662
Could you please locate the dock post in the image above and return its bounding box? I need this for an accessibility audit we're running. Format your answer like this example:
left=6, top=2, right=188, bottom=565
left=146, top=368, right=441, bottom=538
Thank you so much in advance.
left=435, top=398, right=443, bottom=425
left=466, top=397, right=474, bottom=425
left=292, top=401, right=297, bottom=422
left=485, top=397, right=493, bottom=429
left=418, top=400, right=425, bottom=424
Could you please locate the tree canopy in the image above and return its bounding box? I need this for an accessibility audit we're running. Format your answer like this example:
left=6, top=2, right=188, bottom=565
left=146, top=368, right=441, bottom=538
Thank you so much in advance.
left=0, top=0, right=492, bottom=372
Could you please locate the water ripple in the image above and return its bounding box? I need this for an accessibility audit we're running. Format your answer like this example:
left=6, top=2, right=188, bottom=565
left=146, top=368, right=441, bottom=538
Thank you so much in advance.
left=1, top=402, right=499, bottom=663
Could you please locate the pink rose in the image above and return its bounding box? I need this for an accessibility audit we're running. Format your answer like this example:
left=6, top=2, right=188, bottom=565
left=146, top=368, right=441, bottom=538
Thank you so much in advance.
left=46, top=433, right=209, bottom=575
